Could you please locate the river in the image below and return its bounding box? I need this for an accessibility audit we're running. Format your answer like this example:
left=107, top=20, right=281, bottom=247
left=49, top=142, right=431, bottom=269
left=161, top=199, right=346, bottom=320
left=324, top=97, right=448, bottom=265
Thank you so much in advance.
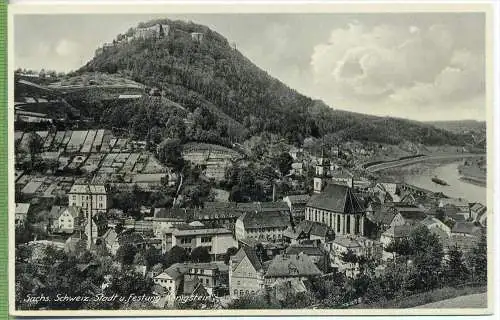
left=404, top=162, right=486, bottom=204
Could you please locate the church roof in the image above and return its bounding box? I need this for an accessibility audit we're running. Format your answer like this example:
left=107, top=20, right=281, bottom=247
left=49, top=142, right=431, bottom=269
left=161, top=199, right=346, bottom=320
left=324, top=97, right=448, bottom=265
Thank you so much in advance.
left=306, top=183, right=364, bottom=213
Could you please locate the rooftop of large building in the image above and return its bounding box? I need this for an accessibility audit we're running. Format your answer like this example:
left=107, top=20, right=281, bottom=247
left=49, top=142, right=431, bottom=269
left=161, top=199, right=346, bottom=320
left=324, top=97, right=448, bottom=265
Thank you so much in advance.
left=307, top=183, right=364, bottom=213
left=265, top=253, right=322, bottom=278
left=69, top=184, right=107, bottom=194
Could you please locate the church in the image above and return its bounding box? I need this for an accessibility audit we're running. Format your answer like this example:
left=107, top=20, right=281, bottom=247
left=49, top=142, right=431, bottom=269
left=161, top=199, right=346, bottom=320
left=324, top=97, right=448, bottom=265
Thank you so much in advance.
left=306, top=156, right=366, bottom=236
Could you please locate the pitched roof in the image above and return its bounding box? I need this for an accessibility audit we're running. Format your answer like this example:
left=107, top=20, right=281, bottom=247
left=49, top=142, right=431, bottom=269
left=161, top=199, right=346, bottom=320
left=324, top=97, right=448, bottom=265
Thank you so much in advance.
left=183, top=277, right=209, bottom=296
left=398, top=210, right=427, bottom=222
left=306, top=183, right=364, bottom=213
left=66, top=206, right=81, bottom=218
left=69, top=184, right=106, bottom=194
left=452, top=222, right=481, bottom=235
left=440, top=197, right=469, bottom=207
left=265, top=253, right=322, bottom=278
left=232, top=246, right=263, bottom=271
left=470, top=202, right=486, bottom=213
left=382, top=225, right=413, bottom=238
left=172, top=226, right=232, bottom=236
left=101, top=228, right=118, bottom=246
left=238, top=210, right=290, bottom=229
left=285, top=245, right=325, bottom=257
left=15, top=203, right=30, bottom=215
left=285, top=194, right=311, bottom=204
left=153, top=208, right=189, bottom=221
left=449, top=214, right=466, bottom=222
left=163, top=263, right=190, bottom=279
left=294, top=220, right=334, bottom=239
left=368, top=206, right=395, bottom=225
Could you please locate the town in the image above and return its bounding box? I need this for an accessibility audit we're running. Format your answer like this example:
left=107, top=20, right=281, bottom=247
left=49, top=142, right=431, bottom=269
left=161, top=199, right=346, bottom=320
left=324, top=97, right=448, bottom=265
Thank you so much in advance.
left=14, top=20, right=488, bottom=311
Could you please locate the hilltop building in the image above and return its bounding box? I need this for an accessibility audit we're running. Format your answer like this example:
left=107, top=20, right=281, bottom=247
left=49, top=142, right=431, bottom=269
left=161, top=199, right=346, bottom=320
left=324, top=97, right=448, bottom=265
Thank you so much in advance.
left=134, top=23, right=170, bottom=40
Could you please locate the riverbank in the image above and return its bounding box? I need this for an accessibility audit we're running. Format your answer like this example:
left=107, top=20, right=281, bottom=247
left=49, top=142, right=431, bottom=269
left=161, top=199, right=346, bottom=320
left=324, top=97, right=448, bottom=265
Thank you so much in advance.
left=460, top=176, right=486, bottom=188
left=375, top=158, right=459, bottom=181
left=404, top=162, right=486, bottom=204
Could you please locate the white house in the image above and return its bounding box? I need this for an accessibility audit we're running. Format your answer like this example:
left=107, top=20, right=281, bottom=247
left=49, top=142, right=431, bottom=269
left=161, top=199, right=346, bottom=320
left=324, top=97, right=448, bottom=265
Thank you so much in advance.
left=68, top=184, right=109, bottom=216
left=153, top=263, right=190, bottom=305
left=57, top=206, right=82, bottom=233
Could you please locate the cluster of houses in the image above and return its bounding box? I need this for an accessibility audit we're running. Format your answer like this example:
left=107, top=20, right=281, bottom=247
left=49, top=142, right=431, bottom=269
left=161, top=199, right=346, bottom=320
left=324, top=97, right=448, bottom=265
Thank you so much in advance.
left=16, top=141, right=487, bottom=306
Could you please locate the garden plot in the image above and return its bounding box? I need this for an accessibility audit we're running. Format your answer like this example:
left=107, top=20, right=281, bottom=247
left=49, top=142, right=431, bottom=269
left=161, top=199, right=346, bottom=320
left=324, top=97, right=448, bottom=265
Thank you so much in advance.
left=67, top=130, right=89, bottom=153
left=112, top=138, right=128, bottom=152
left=81, top=153, right=105, bottom=173
left=100, top=132, right=114, bottom=152
left=35, top=131, right=49, bottom=141
left=92, top=129, right=105, bottom=152
left=101, top=153, right=118, bottom=167
left=67, top=154, right=88, bottom=169
left=21, top=179, right=43, bottom=195
left=80, top=130, right=97, bottom=153
left=132, top=153, right=149, bottom=173
left=55, top=131, right=69, bottom=150
left=114, top=152, right=131, bottom=164
left=42, top=131, right=56, bottom=150
left=121, top=153, right=140, bottom=172
left=142, top=154, right=166, bottom=173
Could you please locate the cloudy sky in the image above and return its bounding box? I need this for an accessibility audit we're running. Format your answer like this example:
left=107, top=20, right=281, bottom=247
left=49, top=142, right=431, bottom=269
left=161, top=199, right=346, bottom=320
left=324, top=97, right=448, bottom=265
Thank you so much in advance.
left=14, top=13, right=486, bottom=121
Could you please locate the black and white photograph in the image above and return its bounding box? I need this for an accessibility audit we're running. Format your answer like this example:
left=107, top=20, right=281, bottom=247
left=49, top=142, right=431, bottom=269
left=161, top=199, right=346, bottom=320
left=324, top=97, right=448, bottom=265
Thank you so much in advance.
left=9, top=2, right=493, bottom=316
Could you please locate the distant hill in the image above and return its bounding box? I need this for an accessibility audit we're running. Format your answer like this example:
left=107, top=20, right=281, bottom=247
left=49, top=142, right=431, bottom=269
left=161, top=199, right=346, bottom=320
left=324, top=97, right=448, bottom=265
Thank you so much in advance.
left=74, top=18, right=474, bottom=147
left=426, top=120, right=486, bottom=134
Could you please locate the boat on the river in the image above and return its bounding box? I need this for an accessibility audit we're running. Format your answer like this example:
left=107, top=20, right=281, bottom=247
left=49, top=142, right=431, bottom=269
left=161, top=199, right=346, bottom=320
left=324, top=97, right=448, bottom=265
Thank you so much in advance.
left=432, top=176, right=449, bottom=186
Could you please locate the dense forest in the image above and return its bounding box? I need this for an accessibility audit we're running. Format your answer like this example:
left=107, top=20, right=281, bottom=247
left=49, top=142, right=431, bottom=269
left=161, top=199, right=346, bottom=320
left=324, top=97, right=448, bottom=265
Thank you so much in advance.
left=76, top=18, right=473, bottom=147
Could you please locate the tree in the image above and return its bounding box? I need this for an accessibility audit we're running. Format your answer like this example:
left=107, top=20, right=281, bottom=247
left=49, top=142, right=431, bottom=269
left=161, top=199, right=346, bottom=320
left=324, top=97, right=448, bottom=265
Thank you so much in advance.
left=446, top=245, right=470, bottom=286
left=407, top=225, right=444, bottom=291
left=274, top=152, right=293, bottom=176
left=166, top=245, right=188, bottom=267
left=157, top=138, right=184, bottom=170
left=468, top=232, right=487, bottom=283
left=224, top=246, right=239, bottom=265
left=190, top=246, right=211, bottom=263
left=116, top=243, right=138, bottom=266
left=164, top=116, right=186, bottom=140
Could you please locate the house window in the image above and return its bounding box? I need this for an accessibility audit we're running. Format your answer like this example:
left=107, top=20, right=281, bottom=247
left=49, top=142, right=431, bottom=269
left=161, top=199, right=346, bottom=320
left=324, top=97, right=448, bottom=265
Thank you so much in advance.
left=237, top=281, right=241, bottom=286
left=201, top=236, right=211, bottom=243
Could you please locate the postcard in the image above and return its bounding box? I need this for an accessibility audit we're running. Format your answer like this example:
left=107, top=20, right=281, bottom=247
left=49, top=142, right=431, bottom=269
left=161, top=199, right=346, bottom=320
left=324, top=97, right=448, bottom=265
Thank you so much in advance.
left=8, top=1, right=495, bottom=317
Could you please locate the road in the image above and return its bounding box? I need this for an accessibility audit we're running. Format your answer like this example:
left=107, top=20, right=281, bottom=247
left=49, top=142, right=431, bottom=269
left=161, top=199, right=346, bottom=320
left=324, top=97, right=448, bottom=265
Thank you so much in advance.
left=415, top=293, right=487, bottom=309
left=365, top=153, right=485, bottom=173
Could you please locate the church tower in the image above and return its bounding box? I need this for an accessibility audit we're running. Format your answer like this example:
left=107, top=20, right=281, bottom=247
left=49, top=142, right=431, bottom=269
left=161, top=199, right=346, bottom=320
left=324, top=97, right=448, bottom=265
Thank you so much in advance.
left=313, top=150, right=329, bottom=193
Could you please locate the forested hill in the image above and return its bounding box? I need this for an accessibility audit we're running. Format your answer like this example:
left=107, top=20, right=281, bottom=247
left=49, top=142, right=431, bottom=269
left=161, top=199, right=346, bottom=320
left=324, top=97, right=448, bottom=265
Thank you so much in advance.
left=79, top=18, right=473, bottom=146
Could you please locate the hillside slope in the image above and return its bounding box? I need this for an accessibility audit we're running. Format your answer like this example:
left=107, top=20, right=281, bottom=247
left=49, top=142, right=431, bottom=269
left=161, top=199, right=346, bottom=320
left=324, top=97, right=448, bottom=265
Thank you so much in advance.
left=78, top=18, right=473, bottom=147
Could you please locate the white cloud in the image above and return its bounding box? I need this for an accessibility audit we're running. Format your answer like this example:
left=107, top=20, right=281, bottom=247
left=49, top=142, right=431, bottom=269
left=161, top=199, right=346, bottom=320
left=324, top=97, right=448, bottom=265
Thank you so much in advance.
left=310, top=22, right=485, bottom=115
